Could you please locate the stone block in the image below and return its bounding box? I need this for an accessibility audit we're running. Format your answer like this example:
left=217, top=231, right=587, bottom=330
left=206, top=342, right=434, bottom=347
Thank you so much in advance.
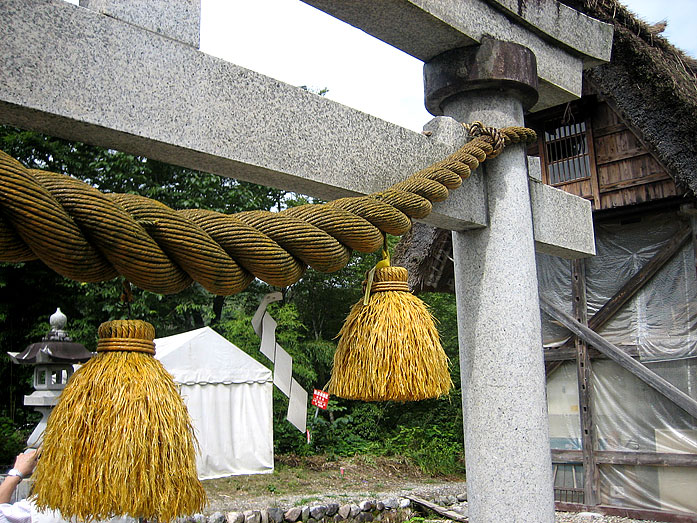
left=301, top=507, right=310, bottom=522
left=283, top=507, right=302, bottom=522
left=244, top=511, right=261, bottom=523
left=301, top=0, right=613, bottom=111
left=227, top=512, right=245, bottom=523
left=529, top=178, right=596, bottom=259
left=527, top=155, right=542, bottom=181
left=356, top=513, right=373, bottom=523
left=337, top=505, right=351, bottom=520
left=375, top=501, right=384, bottom=511
left=79, top=0, right=200, bottom=47
left=381, top=499, right=399, bottom=510
left=358, top=501, right=374, bottom=512
left=456, top=492, right=467, bottom=503
left=348, top=505, right=361, bottom=518
left=209, top=513, right=226, bottom=523
left=309, top=506, right=326, bottom=520
left=267, top=508, right=284, bottom=523
left=325, top=503, right=339, bottom=517
left=398, top=499, right=411, bottom=509
left=260, top=509, right=268, bottom=523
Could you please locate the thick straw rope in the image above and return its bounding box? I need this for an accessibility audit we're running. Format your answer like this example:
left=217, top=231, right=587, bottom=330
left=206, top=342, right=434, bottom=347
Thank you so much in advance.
left=0, top=125, right=535, bottom=294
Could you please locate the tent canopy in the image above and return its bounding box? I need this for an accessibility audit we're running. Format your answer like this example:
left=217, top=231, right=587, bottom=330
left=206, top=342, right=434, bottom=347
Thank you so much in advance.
left=155, top=327, right=272, bottom=385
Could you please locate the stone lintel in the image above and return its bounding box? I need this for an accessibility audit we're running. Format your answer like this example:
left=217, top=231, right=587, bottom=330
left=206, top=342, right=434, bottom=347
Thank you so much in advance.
left=0, top=0, right=486, bottom=231
left=302, top=0, right=613, bottom=111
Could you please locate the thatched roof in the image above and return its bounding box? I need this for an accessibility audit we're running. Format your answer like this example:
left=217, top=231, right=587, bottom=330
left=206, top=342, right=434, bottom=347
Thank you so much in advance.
left=395, top=0, right=697, bottom=293
left=560, top=0, right=697, bottom=195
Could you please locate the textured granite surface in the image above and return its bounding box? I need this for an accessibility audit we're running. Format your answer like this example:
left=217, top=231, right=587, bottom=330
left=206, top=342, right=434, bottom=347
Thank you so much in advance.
left=530, top=178, right=596, bottom=259
left=80, top=0, right=201, bottom=47
left=447, top=88, right=556, bottom=521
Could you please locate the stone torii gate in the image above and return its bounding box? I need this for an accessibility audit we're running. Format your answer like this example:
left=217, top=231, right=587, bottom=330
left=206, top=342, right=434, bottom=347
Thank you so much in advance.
left=0, top=1, right=612, bottom=521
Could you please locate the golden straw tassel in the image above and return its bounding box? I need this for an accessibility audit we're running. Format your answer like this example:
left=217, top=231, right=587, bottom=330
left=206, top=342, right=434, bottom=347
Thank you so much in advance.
left=32, top=319, right=206, bottom=522
left=328, top=262, right=452, bottom=402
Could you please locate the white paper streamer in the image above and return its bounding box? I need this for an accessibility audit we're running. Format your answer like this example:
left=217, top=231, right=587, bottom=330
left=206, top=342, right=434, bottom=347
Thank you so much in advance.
left=253, top=292, right=308, bottom=432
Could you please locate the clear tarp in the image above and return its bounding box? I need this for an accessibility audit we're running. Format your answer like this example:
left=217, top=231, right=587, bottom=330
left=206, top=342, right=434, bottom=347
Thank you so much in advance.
left=538, top=209, right=697, bottom=360
left=540, top=209, right=697, bottom=513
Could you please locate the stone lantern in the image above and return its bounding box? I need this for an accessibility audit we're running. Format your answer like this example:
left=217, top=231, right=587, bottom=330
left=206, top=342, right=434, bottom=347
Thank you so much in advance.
left=7, top=308, right=94, bottom=447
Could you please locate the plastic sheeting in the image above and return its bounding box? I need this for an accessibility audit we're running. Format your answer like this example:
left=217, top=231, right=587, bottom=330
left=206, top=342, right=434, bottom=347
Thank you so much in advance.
left=155, top=327, right=274, bottom=479
left=538, top=209, right=697, bottom=361
left=547, top=360, right=697, bottom=513
left=541, top=209, right=697, bottom=513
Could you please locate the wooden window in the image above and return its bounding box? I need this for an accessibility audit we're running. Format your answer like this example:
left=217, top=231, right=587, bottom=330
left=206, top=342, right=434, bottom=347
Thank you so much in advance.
left=543, top=120, right=592, bottom=185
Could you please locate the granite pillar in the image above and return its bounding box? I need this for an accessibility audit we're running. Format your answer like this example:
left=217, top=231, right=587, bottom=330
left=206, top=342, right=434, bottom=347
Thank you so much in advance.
left=424, top=39, right=555, bottom=522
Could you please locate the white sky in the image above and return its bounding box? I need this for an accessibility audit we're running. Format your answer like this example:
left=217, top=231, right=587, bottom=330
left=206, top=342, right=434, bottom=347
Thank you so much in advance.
left=200, top=0, right=697, bottom=132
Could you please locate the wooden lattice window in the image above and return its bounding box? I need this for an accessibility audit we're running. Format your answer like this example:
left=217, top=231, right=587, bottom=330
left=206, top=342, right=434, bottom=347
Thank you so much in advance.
left=543, top=120, right=592, bottom=185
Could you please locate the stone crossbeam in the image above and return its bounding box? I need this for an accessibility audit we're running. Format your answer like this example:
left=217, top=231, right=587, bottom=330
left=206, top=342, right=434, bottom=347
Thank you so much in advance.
left=0, top=0, right=594, bottom=257
left=302, top=0, right=613, bottom=111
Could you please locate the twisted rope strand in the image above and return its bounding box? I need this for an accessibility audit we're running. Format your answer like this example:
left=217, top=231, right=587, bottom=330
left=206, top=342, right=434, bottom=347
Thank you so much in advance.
left=0, top=126, right=536, bottom=295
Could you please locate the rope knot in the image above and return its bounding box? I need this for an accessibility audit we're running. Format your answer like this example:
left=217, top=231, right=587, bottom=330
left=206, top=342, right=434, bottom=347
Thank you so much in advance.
left=464, top=121, right=506, bottom=158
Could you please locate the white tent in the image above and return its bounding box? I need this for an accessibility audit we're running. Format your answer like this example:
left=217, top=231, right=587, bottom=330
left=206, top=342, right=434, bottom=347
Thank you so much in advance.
left=154, top=327, right=274, bottom=479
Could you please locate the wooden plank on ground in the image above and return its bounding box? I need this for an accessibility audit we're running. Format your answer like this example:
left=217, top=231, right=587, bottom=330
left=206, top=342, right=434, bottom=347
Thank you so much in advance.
left=406, top=495, right=468, bottom=522
left=540, top=297, right=697, bottom=421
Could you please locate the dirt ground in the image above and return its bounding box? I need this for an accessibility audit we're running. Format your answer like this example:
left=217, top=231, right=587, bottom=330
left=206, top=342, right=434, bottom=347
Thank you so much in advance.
left=203, top=454, right=467, bottom=512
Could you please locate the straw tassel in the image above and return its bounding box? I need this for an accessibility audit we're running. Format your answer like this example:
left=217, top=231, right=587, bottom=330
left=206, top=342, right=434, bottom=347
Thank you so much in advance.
left=328, top=265, right=452, bottom=401
left=32, top=319, right=206, bottom=522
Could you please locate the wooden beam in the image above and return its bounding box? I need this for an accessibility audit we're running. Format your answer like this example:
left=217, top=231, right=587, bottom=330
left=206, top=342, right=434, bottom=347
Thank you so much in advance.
left=555, top=502, right=697, bottom=523
left=599, top=171, right=672, bottom=193
left=540, top=297, right=697, bottom=421
left=552, top=449, right=697, bottom=467
left=588, top=225, right=690, bottom=332
left=544, top=345, right=640, bottom=361
left=585, top=115, right=602, bottom=210
left=572, top=259, right=599, bottom=505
